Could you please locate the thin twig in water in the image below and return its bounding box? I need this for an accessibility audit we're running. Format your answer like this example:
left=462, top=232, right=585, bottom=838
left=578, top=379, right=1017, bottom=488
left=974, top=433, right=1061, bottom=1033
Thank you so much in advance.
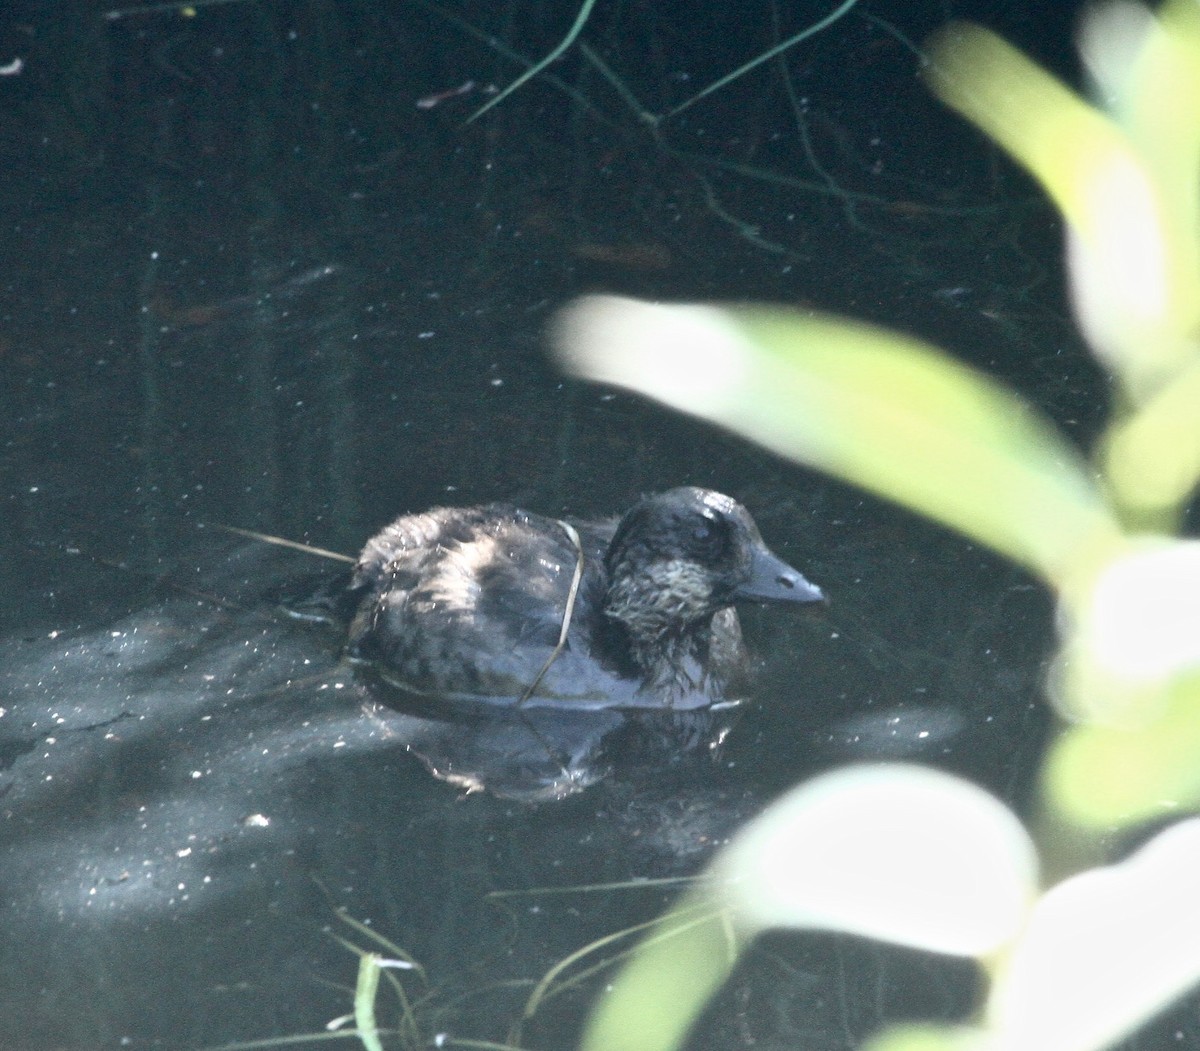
left=694, top=174, right=789, bottom=255
left=466, top=0, right=600, bottom=123
left=858, top=12, right=931, bottom=67
left=409, top=0, right=615, bottom=127
left=104, top=0, right=250, bottom=21
left=516, top=519, right=584, bottom=706
left=663, top=0, right=862, bottom=121
left=207, top=523, right=356, bottom=564
left=578, top=42, right=655, bottom=126
left=487, top=875, right=701, bottom=898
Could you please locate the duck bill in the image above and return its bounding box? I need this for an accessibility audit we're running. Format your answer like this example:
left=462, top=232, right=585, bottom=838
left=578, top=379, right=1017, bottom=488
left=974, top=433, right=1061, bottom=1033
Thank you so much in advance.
left=737, top=547, right=826, bottom=605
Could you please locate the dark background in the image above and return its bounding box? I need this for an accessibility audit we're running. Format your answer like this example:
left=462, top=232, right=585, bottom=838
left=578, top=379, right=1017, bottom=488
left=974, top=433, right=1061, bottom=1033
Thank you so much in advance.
left=3, top=1, right=1189, bottom=1049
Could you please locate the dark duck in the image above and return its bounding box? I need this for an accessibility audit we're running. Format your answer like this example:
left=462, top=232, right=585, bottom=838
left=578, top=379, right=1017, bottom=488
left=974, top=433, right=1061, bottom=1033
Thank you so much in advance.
left=346, top=487, right=824, bottom=712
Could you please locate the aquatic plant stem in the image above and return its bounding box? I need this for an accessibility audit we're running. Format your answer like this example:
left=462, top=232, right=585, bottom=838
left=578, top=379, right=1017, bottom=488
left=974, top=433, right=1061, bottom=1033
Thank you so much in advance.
left=353, top=955, right=385, bottom=1051
left=577, top=42, right=653, bottom=123
left=663, top=0, right=862, bottom=122
left=104, top=0, right=249, bottom=20
left=411, top=0, right=615, bottom=127
left=467, top=0, right=599, bottom=122
left=516, top=520, right=584, bottom=705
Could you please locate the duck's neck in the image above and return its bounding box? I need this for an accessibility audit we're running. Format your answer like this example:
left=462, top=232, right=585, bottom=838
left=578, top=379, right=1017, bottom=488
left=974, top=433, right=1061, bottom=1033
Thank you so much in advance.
left=602, top=594, right=715, bottom=692
left=634, top=626, right=715, bottom=694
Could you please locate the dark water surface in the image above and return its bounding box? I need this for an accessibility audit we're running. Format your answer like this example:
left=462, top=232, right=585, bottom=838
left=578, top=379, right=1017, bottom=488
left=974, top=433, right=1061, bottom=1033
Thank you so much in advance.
left=6, top=0, right=1192, bottom=1049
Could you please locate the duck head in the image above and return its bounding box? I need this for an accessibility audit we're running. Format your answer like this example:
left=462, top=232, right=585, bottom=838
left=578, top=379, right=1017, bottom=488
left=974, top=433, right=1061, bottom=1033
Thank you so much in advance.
left=602, top=487, right=824, bottom=645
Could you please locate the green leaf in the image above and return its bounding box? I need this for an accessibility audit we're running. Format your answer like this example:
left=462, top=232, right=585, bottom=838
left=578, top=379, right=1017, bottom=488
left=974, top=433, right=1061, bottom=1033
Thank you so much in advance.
left=579, top=894, right=738, bottom=1051
left=1102, top=358, right=1200, bottom=522
left=988, top=818, right=1200, bottom=1051
left=863, top=1023, right=991, bottom=1051
left=925, top=15, right=1200, bottom=398
left=1045, top=672, right=1200, bottom=827
left=713, top=765, right=1037, bottom=955
left=553, top=296, right=1120, bottom=587
left=1050, top=539, right=1200, bottom=725
left=923, top=22, right=1142, bottom=249
left=582, top=766, right=1037, bottom=1051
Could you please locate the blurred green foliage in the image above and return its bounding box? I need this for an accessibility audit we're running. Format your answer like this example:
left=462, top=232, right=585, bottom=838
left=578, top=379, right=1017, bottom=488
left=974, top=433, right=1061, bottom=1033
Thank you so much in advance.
left=553, top=2, right=1200, bottom=1048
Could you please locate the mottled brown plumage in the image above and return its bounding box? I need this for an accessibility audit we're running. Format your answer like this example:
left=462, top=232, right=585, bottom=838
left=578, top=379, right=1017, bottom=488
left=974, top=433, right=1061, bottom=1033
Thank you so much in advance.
left=347, top=487, right=823, bottom=711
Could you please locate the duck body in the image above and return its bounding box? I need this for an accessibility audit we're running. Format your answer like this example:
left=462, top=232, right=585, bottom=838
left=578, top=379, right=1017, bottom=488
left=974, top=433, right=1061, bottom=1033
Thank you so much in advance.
left=346, top=487, right=823, bottom=713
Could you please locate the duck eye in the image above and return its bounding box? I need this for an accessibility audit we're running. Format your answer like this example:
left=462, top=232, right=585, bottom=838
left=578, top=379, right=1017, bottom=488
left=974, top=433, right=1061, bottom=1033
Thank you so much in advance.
left=689, top=518, right=725, bottom=555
